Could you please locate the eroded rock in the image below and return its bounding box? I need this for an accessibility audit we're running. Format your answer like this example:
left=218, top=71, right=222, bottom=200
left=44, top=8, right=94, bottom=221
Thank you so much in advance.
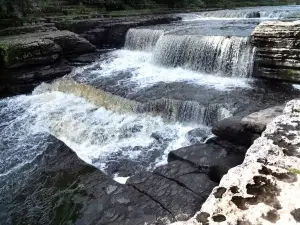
left=252, top=20, right=300, bottom=83
left=172, top=99, right=300, bottom=225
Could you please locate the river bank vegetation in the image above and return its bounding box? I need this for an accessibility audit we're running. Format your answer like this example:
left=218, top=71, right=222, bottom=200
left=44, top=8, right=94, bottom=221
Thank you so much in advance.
left=0, top=0, right=297, bottom=18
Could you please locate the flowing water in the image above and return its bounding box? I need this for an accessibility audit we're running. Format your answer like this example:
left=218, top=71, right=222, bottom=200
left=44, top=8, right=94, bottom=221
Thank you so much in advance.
left=1, top=5, right=300, bottom=218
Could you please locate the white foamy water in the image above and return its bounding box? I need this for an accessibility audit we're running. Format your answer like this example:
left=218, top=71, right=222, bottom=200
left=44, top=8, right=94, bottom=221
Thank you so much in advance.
left=74, top=50, right=251, bottom=91
left=0, top=91, right=195, bottom=177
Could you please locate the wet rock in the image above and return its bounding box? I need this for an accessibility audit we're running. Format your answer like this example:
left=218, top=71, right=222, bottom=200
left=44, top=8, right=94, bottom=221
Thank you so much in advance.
left=2, top=60, right=72, bottom=95
left=212, top=116, right=259, bottom=146
left=127, top=170, right=204, bottom=221
left=241, top=105, right=284, bottom=133
left=2, top=135, right=175, bottom=225
left=252, top=20, right=300, bottom=83
left=168, top=143, right=246, bottom=182
left=185, top=128, right=210, bottom=144
left=154, top=161, right=217, bottom=197
left=173, top=99, right=300, bottom=225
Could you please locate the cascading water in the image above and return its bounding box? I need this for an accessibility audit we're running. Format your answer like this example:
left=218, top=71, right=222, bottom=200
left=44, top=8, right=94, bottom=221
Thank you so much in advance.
left=153, top=35, right=255, bottom=77
left=182, top=6, right=300, bottom=20
left=37, top=78, right=232, bottom=125
left=124, top=28, right=164, bottom=51
left=0, top=89, right=195, bottom=182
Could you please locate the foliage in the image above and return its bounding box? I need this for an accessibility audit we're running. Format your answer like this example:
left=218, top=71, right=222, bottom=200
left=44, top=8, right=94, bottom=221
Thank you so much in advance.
left=0, top=0, right=297, bottom=18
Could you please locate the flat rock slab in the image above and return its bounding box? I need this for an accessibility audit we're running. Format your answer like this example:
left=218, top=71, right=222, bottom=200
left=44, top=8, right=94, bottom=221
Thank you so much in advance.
left=127, top=171, right=204, bottom=221
left=154, top=161, right=217, bottom=198
left=241, top=105, right=284, bottom=133
left=2, top=135, right=174, bottom=225
left=168, top=143, right=245, bottom=182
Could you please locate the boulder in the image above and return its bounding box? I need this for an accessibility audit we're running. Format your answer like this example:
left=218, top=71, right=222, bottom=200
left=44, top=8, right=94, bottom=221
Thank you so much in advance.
left=185, top=128, right=210, bottom=144
left=1, top=135, right=175, bottom=225
left=168, top=143, right=246, bottom=182
left=212, top=116, right=259, bottom=146
left=241, top=105, right=284, bottom=133
left=252, top=20, right=300, bottom=83
left=172, top=99, right=300, bottom=225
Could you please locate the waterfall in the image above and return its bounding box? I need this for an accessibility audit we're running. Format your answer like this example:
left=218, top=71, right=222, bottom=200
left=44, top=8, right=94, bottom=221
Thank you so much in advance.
left=194, top=10, right=260, bottom=18
left=153, top=35, right=255, bottom=78
left=137, top=98, right=231, bottom=126
left=35, top=78, right=232, bottom=125
left=182, top=7, right=300, bottom=20
left=124, top=28, right=164, bottom=51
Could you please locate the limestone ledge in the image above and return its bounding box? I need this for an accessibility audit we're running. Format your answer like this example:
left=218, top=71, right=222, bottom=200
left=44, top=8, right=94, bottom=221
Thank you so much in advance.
left=173, top=99, right=300, bottom=225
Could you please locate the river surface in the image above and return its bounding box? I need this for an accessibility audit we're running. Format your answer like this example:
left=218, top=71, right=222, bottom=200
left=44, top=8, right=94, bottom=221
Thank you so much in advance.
left=1, top=5, right=300, bottom=213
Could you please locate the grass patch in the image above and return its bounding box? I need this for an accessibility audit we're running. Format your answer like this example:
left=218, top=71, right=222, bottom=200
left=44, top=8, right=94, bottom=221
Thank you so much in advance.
left=290, top=168, right=300, bottom=175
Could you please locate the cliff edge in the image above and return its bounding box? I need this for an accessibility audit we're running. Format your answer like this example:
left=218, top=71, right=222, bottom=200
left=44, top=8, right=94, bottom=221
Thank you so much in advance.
left=173, top=99, right=300, bottom=225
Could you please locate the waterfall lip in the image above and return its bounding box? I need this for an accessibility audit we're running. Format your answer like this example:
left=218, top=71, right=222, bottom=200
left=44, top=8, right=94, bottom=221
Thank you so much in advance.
left=179, top=5, right=300, bottom=21
left=152, top=34, right=255, bottom=79
left=71, top=49, right=253, bottom=92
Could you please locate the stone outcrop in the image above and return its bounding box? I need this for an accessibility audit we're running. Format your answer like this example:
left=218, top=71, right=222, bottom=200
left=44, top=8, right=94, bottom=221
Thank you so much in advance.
left=0, top=30, right=96, bottom=96
left=252, top=20, right=300, bottom=83
left=0, top=30, right=95, bottom=69
left=212, top=105, right=285, bottom=146
left=172, top=99, right=300, bottom=225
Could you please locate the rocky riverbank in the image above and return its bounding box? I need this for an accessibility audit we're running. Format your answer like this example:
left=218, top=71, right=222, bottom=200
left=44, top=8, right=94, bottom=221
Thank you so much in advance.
left=173, top=99, right=300, bottom=225
left=0, top=15, right=180, bottom=96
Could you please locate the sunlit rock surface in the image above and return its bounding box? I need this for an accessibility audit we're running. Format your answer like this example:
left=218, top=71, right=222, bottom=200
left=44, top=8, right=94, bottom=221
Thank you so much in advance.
left=252, top=20, right=300, bottom=83
left=172, top=99, right=300, bottom=225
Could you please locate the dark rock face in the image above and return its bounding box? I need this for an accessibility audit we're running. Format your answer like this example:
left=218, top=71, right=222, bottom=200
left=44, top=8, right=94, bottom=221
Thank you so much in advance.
left=2, top=135, right=176, bottom=225
left=57, top=16, right=181, bottom=48
left=1, top=60, right=72, bottom=95
left=252, top=20, right=300, bottom=83
left=168, top=142, right=246, bottom=182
